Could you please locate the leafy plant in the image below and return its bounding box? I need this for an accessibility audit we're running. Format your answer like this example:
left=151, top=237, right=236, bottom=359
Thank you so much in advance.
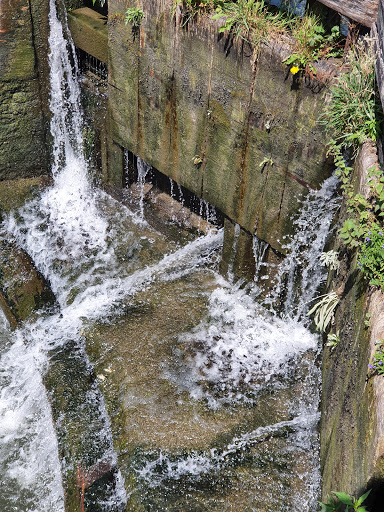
left=321, top=38, right=381, bottom=152
left=125, top=7, right=145, bottom=27
left=321, top=38, right=384, bottom=291
left=320, top=250, right=340, bottom=272
left=92, top=0, right=106, bottom=7
left=326, top=331, right=340, bottom=352
left=364, top=313, right=371, bottom=328
left=259, top=156, right=274, bottom=168
left=357, top=223, right=384, bottom=289
left=212, top=0, right=290, bottom=48
left=320, top=489, right=371, bottom=511
left=307, top=292, right=339, bottom=333
left=172, top=0, right=228, bottom=23
left=284, top=15, right=342, bottom=75
left=368, top=341, right=384, bottom=375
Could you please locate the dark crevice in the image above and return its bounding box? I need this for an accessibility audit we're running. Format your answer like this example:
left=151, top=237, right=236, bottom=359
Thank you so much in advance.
left=122, top=148, right=224, bottom=228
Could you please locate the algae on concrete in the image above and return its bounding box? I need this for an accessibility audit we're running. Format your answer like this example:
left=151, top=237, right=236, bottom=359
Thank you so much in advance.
left=106, top=0, right=333, bottom=257
left=320, top=142, right=384, bottom=508
left=0, top=0, right=49, bottom=179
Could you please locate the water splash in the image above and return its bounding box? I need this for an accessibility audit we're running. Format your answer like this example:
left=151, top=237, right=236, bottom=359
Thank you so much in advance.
left=266, top=175, right=340, bottom=318
left=252, top=236, right=269, bottom=281
left=137, top=157, right=152, bottom=220
left=0, top=327, right=65, bottom=512
left=44, top=0, right=109, bottom=262
left=136, top=413, right=319, bottom=486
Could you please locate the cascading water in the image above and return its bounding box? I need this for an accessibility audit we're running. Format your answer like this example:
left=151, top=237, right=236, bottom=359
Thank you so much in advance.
left=0, top=0, right=340, bottom=510
left=137, top=157, right=152, bottom=221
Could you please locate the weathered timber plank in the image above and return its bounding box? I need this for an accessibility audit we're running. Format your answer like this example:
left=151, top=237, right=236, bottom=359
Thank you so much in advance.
left=373, top=23, right=384, bottom=111
left=316, top=0, right=378, bottom=27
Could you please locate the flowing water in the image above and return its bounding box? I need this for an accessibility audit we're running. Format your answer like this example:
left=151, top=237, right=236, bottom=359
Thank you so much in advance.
left=0, top=1, right=340, bottom=510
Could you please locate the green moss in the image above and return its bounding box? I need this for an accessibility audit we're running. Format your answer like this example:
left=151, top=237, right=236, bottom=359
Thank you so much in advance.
left=4, top=40, right=35, bottom=80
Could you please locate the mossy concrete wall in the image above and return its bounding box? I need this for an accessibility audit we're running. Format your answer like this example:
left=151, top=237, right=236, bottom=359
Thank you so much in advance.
left=0, top=178, right=55, bottom=326
left=104, top=0, right=333, bottom=255
left=320, top=142, right=384, bottom=508
left=0, top=0, right=50, bottom=179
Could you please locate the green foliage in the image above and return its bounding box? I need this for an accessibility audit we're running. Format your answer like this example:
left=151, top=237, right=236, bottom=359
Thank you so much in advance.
left=125, top=7, right=145, bottom=27
left=369, top=341, right=384, bottom=375
left=212, top=0, right=289, bottom=47
left=322, top=40, right=384, bottom=291
left=172, top=0, right=228, bottom=23
left=321, top=39, right=382, bottom=152
left=284, top=15, right=341, bottom=75
left=307, top=292, right=339, bottom=333
left=320, top=489, right=371, bottom=511
left=92, top=0, right=106, bottom=7
left=326, top=330, right=340, bottom=352
left=331, top=138, right=384, bottom=289
left=357, top=223, right=384, bottom=289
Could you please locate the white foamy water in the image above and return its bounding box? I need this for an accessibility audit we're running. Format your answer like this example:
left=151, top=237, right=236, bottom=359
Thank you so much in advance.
left=173, top=279, right=319, bottom=408
left=137, top=412, right=320, bottom=485
left=266, top=174, right=340, bottom=317
left=137, top=157, right=152, bottom=220
left=0, top=326, right=65, bottom=512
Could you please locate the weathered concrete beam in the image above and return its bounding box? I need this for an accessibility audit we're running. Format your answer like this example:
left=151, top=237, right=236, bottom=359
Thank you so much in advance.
left=316, top=0, right=378, bottom=27
left=67, top=7, right=108, bottom=64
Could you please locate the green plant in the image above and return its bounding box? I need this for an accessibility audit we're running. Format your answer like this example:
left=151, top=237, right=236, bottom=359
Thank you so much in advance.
left=212, top=0, right=290, bottom=48
left=368, top=341, right=384, bottom=375
left=326, top=331, right=340, bottom=352
left=307, top=292, right=339, bottom=332
left=125, top=7, right=145, bottom=27
left=321, top=38, right=381, bottom=152
left=259, top=156, right=274, bottom=168
left=357, top=223, right=384, bottom=289
left=172, top=0, right=228, bottom=24
left=320, top=489, right=370, bottom=511
left=321, top=38, right=384, bottom=291
left=320, top=250, right=340, bottom=272
left=364, top=313, right=371, bottom=328
left=284, top=14, right=342, bottom=75
left=92, top=0, right=106, bottom=7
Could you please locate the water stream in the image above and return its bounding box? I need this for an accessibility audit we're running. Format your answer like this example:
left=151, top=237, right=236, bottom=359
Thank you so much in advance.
left=0, top=1, right=340, bottom=510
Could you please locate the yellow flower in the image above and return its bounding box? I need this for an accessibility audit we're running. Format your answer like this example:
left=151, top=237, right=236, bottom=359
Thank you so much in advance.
left=290, top=66, right=300, bottom=75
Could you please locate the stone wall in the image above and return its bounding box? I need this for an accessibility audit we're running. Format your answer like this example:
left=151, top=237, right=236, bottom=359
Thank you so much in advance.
left=0, top=0, right=50, bottom=179
left=105, top=0, right=333, bottom=255
left=320, top=142, right=384, bottom=509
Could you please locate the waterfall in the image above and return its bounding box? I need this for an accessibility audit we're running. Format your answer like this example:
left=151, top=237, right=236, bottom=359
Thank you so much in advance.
left=0, top=317, right=65, bottom=511
left=252, top=236, right=269, bottom=281
left=265, top=174, right=340, bottom=318
left=0, top=0, right=339, bottom=509
left=137, top=157, right=151, bottom=221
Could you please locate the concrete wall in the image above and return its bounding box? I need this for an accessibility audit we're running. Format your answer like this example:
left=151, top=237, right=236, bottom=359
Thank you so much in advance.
left=104, top=0, right=333, bottom=255
left=0, top=0, right=50, bottom=179
left=320, top=142, right=384, bottom=509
